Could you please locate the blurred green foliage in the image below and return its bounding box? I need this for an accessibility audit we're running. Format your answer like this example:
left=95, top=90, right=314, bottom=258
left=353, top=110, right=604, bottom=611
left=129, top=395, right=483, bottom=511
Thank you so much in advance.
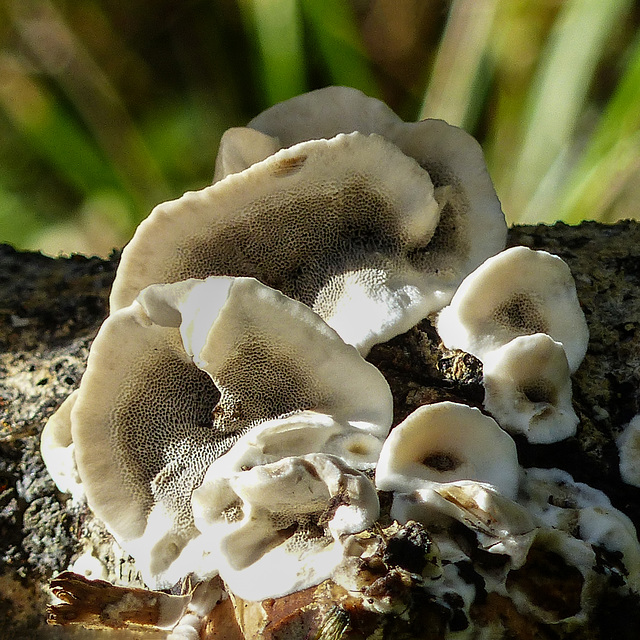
left=1, top=0, right=639, bottom=256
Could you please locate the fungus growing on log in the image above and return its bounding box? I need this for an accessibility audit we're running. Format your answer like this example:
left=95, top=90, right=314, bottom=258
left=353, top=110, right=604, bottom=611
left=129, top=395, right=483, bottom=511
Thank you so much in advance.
left=34, top=87, right=639, bottom=639
left=111, top=88, right=507, bottom=355
left=42, top=275, right=392, bottom=588
left=618, top=414, right=640, bottom=488
left=436, top=246, right=589, bottom=372
left=375, top=401, right=520, bottom=499
left=191, top=453, right=380, bottom=600
left=110, top=132, right=445, bottom=354
left=482, top=333, right=579, bottom=444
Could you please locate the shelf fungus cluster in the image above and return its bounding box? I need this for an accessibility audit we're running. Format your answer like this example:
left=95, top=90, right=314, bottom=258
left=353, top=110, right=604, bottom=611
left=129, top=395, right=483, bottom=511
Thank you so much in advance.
left=41, top=87, right=639, bottom=639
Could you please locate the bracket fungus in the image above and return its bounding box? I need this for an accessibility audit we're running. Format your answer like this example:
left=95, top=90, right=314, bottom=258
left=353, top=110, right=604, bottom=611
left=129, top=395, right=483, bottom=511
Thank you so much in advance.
left=392, top=481, right=537, bottom=569
left=617, top=414, right=640, bottom=488
left=197, top=409, right=386, bottom=477
left=42, top=275, right=392, bottom=589
left=375, top=401, right=520, bottom=499
left=38, top=86, right=640, bottom=639
left=39, top=390, right=85, bottom=502
left=482, top=333, right=579, bottom=444
left=519, top=467, right=640, bottom=592
left=245, top=86, right=507, bottom=293
left=110, top=87, right=507, bottom=355
left=390, top=474, right=636, bottom=627
left=519, top=467, right=615, bottom=530
left=110, top=132, right=443, bottom=354
left=190, top=453, right=379, bottom=601
left=436, top=246, right=589, bottom=372
left=505, top=528, right=597, bottom=626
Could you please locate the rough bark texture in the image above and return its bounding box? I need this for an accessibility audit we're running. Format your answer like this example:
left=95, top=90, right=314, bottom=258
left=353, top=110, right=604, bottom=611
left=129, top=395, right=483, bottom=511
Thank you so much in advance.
left=1, top=220, right=639, bottom=639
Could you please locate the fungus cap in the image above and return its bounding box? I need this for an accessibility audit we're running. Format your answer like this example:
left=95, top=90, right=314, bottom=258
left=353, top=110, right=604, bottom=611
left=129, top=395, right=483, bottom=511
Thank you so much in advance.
left=40, top=390, right=84, bottom=501
left=518, top=467, right=640, bottom=591
left=212, top=127, right=281, bottom=183
left=202, top=410, right=385, bottom=475
left=150, top=276, right=394, bottom=436
left=617, top=414, right=640, bottom=488
left=60, top=275, right=391, bottom=588
left=505, top=528, right=596, bottom=625
left=66, top=299, right=214, bottom=588
left=482, top=333, right=579, bottom=444
left=577, top=505, right=640, bottom=592
left=436, top=246, right=589, bottom=372
left=375, top=401, right=519, bottom=499
left=190, top=453, right=379, bottom=601
left=247, top=86, right=507, bottom=306
left=112, top=88, right=507, bottom=354
left=110, top=132, right=442, bottom=354
left=518, top=467, right=613, bottom=530
left=392, top=481, right=537, bottom=571
left=246, top=86, right=401, bottom=149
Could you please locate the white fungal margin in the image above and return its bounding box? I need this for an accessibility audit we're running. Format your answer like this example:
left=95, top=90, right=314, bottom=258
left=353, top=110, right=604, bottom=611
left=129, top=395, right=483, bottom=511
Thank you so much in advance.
left=617, top=414, right=640, bottom=488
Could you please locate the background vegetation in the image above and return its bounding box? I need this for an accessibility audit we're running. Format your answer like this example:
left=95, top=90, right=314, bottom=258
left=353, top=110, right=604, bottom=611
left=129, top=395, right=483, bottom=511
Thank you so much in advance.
left=1, top=0, right=639, bottom=256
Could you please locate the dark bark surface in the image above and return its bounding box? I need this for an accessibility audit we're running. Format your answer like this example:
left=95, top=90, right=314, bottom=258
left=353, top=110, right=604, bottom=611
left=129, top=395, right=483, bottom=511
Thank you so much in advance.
left=1, top=220, right=639, bottom=638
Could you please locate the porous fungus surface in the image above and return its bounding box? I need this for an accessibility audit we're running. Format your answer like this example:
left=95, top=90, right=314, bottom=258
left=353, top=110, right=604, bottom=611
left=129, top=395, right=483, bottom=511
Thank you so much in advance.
left=482, top=333, right=579, bottom=444
left=508, top=222, right=640, bottom=511
left=375, top=402, right=520, bottom=498
left=191, top=453, right=379, bottom=601
left=109, top=133, right=452, bottom=354
left=54, top=275, right=391, bottom=590
left=245, top=87, right=507, bottom=287
left=110, top=89, right=507, bottom=355
left=436, top=245, right=589, bottom=372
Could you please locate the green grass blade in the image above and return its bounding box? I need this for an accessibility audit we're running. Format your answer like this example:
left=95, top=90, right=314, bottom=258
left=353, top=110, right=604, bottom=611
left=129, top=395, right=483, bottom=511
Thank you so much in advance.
left=508, top=0, right=633, bottom=223
left=561, top=130, right=640, bottom=224
left=239, top=0, right=306, bottom=106
left=0, top=175, right=42, bottom=248
left=559, top=30, right=640, bottom=224
left=11, top=1, right=170, bottom=222
left=299, top=0, right=380, bottom=98
left=0, top=57, right=127, bottom=201
left=420, top=0, right=499, bottom=129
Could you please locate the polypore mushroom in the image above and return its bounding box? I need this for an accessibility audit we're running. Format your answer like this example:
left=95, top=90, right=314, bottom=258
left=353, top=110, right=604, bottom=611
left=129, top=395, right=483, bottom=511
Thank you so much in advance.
left=190, top=453, right=379, bottom=601
left=578, top=505, right=640, bottom=592
left=375, top=401, right=520, bottom=499
left=139, top=276, right=393, bottom=439
left=482, top=333, right=579, bottom=444
left=246, top=86, right=508, bottom=316
left=201, top=409, right=386, bottom=476
left=392, top=481, right=537, bottom=571
left=389, top=483, right=536, bottom=634
left=110, top=132, right=443, bottom=354
left=40, top=390, right=84, bottom=501
left=617, top=414, right=640, bottom=488
left=43, top=275, right=392, bottom=588
left=505, top=528, right=596, bottom=625
left=213, top=127, right=281, bottom=183
left=391, top=481, right=609, bottom=626
left=245, top=86, right=402, bottom=151
left=111, top=87, right=507, bottom=355
left=519, top=467, right=640, bottom=592
left=436, top=246, right=589, bottom=372
left=519, top=467, right=613, bottom=530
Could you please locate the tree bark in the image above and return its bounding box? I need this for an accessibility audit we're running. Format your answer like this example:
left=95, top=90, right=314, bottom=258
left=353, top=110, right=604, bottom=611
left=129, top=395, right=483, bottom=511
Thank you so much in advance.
left=1, top=220, right=639, bottom=639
